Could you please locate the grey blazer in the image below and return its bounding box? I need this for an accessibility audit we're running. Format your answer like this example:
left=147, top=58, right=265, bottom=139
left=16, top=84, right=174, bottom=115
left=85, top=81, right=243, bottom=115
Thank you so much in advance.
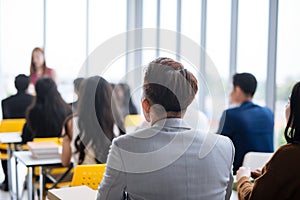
left=97, top=118, right=234, bottom=200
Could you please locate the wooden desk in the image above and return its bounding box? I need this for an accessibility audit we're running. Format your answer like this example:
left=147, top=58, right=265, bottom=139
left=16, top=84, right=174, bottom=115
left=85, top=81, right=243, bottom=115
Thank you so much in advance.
left=14, top=151, right=64, bottom=200
left=0, top=132, right=22, bottom=200
left=48, top=185, right=97, bottom=200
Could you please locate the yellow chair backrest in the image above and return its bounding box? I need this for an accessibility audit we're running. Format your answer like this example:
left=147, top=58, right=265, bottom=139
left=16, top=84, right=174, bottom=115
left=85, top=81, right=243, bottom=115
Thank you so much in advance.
left=71, top=164, right=106, bottom=190
left=124, top=115, right=143, bottom=128
left=0, top=119, right=26, bottom=132
left=33, top=137, right=62, bottom=146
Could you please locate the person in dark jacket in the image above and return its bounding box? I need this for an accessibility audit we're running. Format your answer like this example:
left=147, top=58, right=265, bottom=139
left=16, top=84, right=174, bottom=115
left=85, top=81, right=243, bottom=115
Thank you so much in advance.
left=2, top=74, right=34, bottom=119
left=217, top=73, right=274, bottom=174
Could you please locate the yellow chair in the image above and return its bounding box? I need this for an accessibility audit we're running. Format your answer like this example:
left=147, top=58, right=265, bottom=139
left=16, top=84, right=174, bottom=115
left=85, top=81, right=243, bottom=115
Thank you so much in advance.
left=44, top=165, right=74, bottom=189
left=124, top=115, right=143, bottom=128
left=33, top=137, right=62, bottom=145
left=0, top=119, right=26, bottom=132
left=71, top=164, right=106, bottom=190
left=0, top=119, right=26, bottom=159
left=124, top=115, right=143, bottom=133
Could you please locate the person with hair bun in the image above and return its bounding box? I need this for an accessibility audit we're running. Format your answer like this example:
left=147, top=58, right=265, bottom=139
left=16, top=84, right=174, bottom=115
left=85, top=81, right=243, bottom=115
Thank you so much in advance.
left=237, top=81, right=300, bottom=200
left=97, top=58, right=235, bottom=200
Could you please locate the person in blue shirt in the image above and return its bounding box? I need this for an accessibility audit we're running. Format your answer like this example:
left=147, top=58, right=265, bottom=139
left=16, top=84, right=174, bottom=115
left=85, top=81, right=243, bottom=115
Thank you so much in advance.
left=218, top=73, right=274, bottom=174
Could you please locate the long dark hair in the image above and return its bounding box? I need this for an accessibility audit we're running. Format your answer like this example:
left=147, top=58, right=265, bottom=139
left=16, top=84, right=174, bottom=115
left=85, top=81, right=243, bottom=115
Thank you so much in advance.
left=75, top=76, right=125, bottom=164
left=284, top=82, right=300, bottom=143
left=30, top=47, right=47, bottom=76
left=26, top=78, right=72, bottom=137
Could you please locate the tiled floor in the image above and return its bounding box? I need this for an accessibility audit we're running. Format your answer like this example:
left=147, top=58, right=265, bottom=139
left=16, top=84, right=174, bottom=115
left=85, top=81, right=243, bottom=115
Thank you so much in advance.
left=0, top=157, right=37, bottom=200
left=0, top=187, right=37, bottom=200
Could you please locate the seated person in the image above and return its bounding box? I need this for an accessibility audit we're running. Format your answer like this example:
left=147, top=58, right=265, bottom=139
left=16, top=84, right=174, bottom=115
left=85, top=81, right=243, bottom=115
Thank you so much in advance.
left=97, top=58, right=235, bottom=200
left=2, top=74, right=34, bottom=119
left=22, top=78, right=72, bottom=143
left=217, top=73, right=274, bottom=173
left=1, top=74, right=33, bottom=190
left=237, top=81, right=300, bottom=200
left=61, top=76, right=125, bottom=166
left=114, top=83, right=138, bottom=117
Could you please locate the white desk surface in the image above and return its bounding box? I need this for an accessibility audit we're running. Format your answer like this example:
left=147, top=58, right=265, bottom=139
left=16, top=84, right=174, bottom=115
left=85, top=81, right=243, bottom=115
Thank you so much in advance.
left=0, top=132, right=22, bottom=143
left=47, top=186, right=236, bottom=200
left=13, top=151, right=62, bottom=167
left=231, top=191, right=238, bottom=200
left=48, top=185, right=97, bottom=200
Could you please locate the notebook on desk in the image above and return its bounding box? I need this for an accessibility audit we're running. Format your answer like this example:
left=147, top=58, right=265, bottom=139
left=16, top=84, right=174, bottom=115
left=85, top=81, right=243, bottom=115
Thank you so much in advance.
left=27, top=141, right=60, bottom=159
left=48, top=185, right=98, bottom=200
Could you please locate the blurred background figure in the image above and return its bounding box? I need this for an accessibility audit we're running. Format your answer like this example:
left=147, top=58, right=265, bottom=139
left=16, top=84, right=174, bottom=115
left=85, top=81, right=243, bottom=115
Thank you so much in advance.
left=70, top=77, right=84, bottom=113
left=22, top=78, right=71, bottom=143
left=2, top=74, right=34, bottom=119
left=114, top=83, right=138, bottom=118
left=29, top=47, right=56, bottom=85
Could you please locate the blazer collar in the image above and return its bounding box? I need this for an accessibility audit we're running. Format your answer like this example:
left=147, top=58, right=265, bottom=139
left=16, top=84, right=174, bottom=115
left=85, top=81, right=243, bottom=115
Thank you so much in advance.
left=152, top=118, right=191, bottom=130
left=240, top=101, right=253, bottom=107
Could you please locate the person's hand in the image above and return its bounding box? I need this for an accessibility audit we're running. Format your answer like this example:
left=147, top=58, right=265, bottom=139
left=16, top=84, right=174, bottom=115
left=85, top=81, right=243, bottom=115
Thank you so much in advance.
left=251, top=169, right=262, bottom=179
left=236, top=167, right=251, bottom=181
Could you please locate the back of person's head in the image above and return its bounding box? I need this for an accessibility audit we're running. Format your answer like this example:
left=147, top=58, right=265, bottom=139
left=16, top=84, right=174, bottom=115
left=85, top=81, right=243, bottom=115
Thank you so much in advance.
left=27, top=78, right=71, bottom=135
left=76, top=76, right=125, bottom=164
left=233, top=73, right=257, bottom=97
left=143, top=57, right=198, bottom=113
left=73, top=77, right=84, bottom=92
left=35, top=78, right=57, bottom=101
left=15, top=74, right=30, bottom=92
left=285, top=81, right=300, bottom=143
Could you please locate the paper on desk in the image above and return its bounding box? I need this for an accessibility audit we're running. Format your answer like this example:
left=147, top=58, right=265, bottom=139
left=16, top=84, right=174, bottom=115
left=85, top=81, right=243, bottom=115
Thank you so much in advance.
left=0, top=132, right=22, bottom=143
left=48, top=186, right=97, bottom=200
